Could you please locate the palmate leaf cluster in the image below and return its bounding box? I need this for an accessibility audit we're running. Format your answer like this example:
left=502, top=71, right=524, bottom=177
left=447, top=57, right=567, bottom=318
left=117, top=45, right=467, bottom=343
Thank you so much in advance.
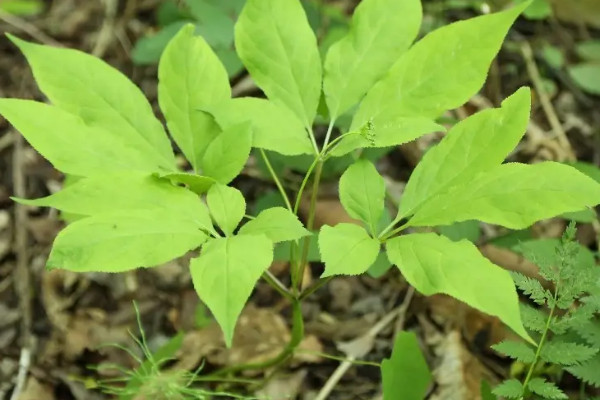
left=493, top=223, right=600, bottom=399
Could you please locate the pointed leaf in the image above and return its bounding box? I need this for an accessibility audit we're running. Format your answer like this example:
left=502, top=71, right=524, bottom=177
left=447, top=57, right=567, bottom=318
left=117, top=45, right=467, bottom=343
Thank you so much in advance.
left=323, top=0, right=421, bottom=117
left=400, top=88, right=531, bottom=219
left=159, top=173, right=216, bottom=195
left=381, top=331, right=431, bottom=400
left=8, top=35, right=176, bottom=171
left=351, top=3, right=528, bottom=133
left=190, top=234, right=273, bottom=346
left=202, top=122, right=252, bottom=184
left=14, top=171, right=213, bottom=230
left=566, top=355, right=600, bottom=388
left=0, top=100, right=163, bottom=176
left=492, top=341, right=535, bottom=363
left=158, top=24, right=230, bottom=170
left=527, top=377, right=567, bottom=399
left=339, top=160, right=385, bottom=234
left=493, top=379, right=523, bottom=399
left=386, top=233, right=531, bottom=342
left=206, top=184, right=245, bottom=235
left=48, top=210, right=207, bottom=272
left=319, top=223, right=380, bottom=277
left=541, top=341, right=597, bottom=365
left=407, top=162, right=600, bottom=229
left=235, top=0, right=322, bottom=127
left=238, top=207, right=310, bottom=243
left=212, top=97, right=314, bottom=156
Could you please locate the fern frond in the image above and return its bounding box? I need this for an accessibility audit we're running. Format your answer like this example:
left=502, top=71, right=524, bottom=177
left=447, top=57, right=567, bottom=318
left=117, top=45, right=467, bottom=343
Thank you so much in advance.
left=492, top=379, right=523, bottom=399
left=492, top=341, right=535, bottom=363
left=566, top=355, right=600, bottom=388
left=520, top=303, right=547, bottom=333
left=527, top=377, right=567, bottom=399
left=511, top=272, right=550, bottom=305
left=540, top=341, right=597, bottom=365
left=574, top=321, right=600, bottom=348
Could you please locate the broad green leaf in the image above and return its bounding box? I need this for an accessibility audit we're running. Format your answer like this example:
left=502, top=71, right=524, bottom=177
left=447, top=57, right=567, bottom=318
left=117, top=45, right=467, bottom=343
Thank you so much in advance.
left=158, top=24, right=230, bottom=171
left=400, top=88, right=531, bottom=219
left=567, top=161, right=600, bottom=183
left=159, top=172, right=216, bottom=195
left=235, top=0, right=322, bottom=127
left=338, top=160, right=385, bottom=234
left=206, top=184, right=245, bottom=235
left=319, top=224, right=380, bottom=277
left=407, top=162, right=600, bottom=230
left=381, top=331, right=431, bottom=400
left=323, top=0, right=421, bottom=117
left=190, top=234, right=273, bottom=346
left=186, top=0, right=234, bottom=48
left=386, top=233, right=531, bottom=342
left=238, top=207, right=310, bottom=243
left=330, top=116, right=444, bottom=157
left=132, top=21, right=187, bottom=65
left=366, top=251, right=392, bottom=278
left=569, top=63, right=600, bottom=95
left=438, top=220, right=480, bottom=242
left=211, top=97, right=314, bottom=155
left=8, top=35, right=176, bottom=171
left=202, top=122, right=252, bottom=184
left=0, top=100, right=162, bottom=176
left=48, top=210, right=207, bottom=272
left=0, top=0, right=43, bottom=16
left=14, top=171, right=213, bottom=230
left=576, top=40, right=600, bottom=62
left=350, top=3, right=528, bottom=133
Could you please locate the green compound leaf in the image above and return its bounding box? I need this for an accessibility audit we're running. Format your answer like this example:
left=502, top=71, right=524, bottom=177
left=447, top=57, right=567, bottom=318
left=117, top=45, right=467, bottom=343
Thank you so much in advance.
left=158, top=173, right=216, bottom=195
left=158, top=24, right=230, bottom=171
left=527, top=377, right=567, bottom=399
left=235, top=0, right=322, bottom=128
left=318, top=223, right=380, bottom=277
left=330, top=116, right=443, bottom=157
left=386, top=233, right=531, bottom=343
left=566, top=355, right=600, bottom=388
left=0, top=100, right=165, bottom=176
left=492, top=340, right=535, bottom=363
left=206, top=184, right=245, bottom=235
left=540, top=341, right=598, bottom=365
left=492, top=379, right=523, bottom=399
left=351, top=2, right=528, bottom=134
left=14, top=171, right=213, bottom=230
left=212, top=97, right=314, bottom=156
left=323, top=0, right=421, bottom=118
left=339, top=160, right=385, bottom=235
left=407, top=162, right=600, bottom=230
left=202, top=122, right=252, bottom=184
left=8, top=35, right=176, bottom=171
left=239, top=207, right=310, bottom=243
left=190, top=234, right=273, bottom=347
left=400, top=87, right=531, bottom=219
left=48, top=210, right=208, bottom=273
left=381, top=331, right=431, bottom=400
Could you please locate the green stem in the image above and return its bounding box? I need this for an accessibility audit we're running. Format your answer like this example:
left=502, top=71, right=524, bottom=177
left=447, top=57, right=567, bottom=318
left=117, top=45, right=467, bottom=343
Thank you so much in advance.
left=293, top=157, right=320, bottom=215
left=259, top=148, right=293, bottom=211
left=322, top=120, right=336, bottom=150
left=299, top=276, right=332, bottom=300
left=521, top=286, right=559, bottom=398
left=262, top=270, right=294, bottom=301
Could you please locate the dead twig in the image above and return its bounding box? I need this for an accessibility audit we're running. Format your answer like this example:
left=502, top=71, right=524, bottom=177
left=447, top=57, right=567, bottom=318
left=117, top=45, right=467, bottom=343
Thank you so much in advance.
left=92, top=0, right=119, bottom=57
left=0, top=10, right=62, bottom=47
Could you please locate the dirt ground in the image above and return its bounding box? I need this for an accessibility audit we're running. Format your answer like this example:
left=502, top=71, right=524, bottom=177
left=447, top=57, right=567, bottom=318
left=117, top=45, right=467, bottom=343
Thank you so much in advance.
left=0, top=1, right=599, bottom=399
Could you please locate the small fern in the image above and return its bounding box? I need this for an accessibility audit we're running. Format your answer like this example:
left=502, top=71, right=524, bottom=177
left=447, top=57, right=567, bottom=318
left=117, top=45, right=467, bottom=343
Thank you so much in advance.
left=493, top=222, right=600, bottom=399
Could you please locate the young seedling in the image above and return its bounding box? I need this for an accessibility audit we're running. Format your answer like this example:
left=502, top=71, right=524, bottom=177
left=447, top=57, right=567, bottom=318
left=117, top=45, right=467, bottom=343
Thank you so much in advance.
left=2, top=0, right=600, bottom=397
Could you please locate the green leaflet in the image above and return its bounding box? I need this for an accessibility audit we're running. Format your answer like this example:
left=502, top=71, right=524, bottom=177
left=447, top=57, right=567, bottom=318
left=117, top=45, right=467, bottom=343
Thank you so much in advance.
left=350, top=2, right=529, bottom=133
left=8, top=35, right=176, bottom=171
left=211, top=97, right=314, bottom=156
left=400, top=87, right=531, bottom=219
left=492, top=340, right=535, bottom=363
left=206, top=184, right=246, bottom=235
left=48, top=210, right=207, bottom=273
left=235, top=0, right=322, bottom=128
left=319, top=224, right=380, bottom=277
left=338, top=160, right=385, bottom=235
left=13, top=172, right=213, bottom=230
left=527, top=378, right=567, bottom=399
left=386, top=233, right=532, bottom=342
left=158, top=173, right=216, bottom=195
left=381, top=331, right=431, bottom=400
left=329, top=116, right=444, bottom=157
left=540, top=341, right=598, bottom=365
left=202, top=122, right=252, bottom=184
left=238, top=207, right=310, bottom=243
left=190, top=234, right=273, bottom=347
left=493, top=379, right=523, bottom=399
left=158, top=24, right=230, bottom=171
left=407, top=162, right=600, bottom=230
left=323, top=0, right=421, bottom=118
left=0, top=100, right=163, bottom=176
